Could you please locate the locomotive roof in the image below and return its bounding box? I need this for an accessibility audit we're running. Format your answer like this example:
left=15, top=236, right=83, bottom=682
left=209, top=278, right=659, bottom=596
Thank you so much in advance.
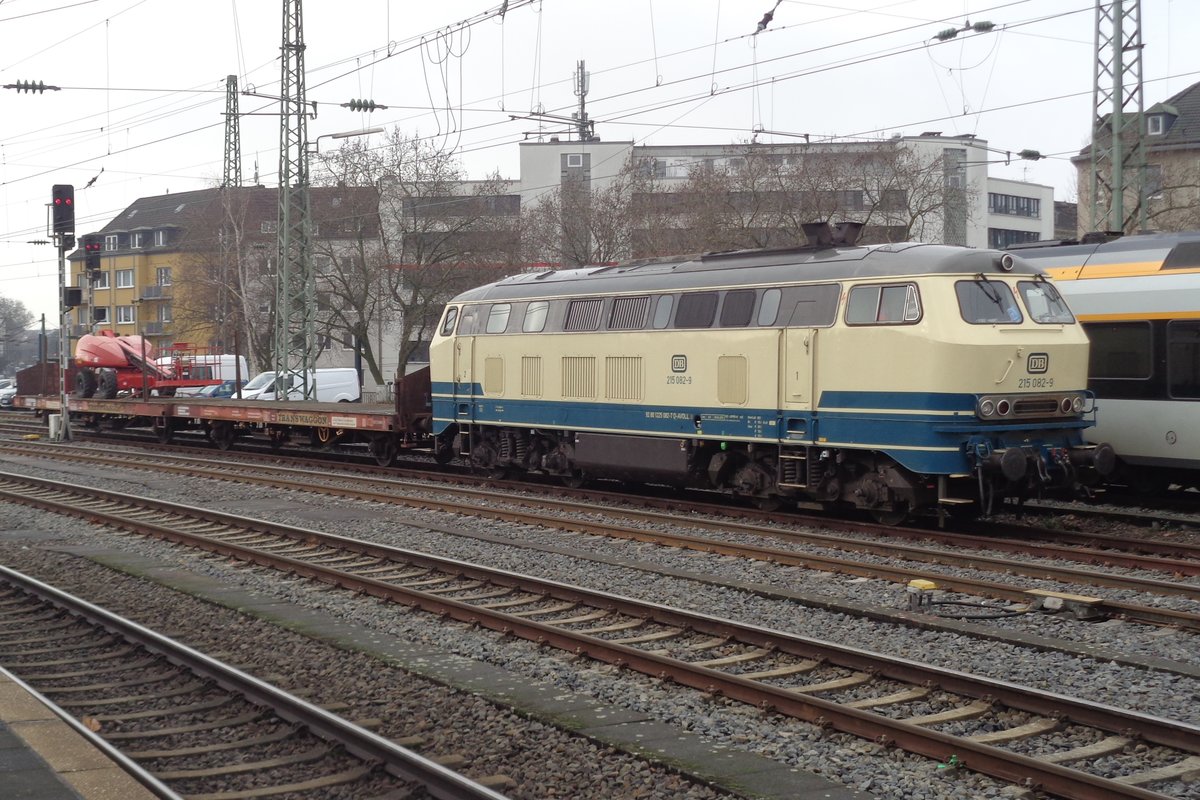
left=450, top=242, right=1041, bottom=302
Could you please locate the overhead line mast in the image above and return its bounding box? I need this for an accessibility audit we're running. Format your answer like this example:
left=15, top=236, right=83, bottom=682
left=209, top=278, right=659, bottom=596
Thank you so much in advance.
left=1089, top=0, right=1145, bottom=234
left=274, top=0, right=316, bottom=400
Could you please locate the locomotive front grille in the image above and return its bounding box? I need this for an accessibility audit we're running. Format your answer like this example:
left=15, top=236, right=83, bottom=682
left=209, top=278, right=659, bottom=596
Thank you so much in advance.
left=1012, top=398, right=1059, bottom=416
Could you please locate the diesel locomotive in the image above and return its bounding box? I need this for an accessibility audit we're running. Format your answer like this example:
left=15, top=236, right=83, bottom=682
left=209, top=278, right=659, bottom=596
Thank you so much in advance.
left=430, top=223, right=1114, bottom=520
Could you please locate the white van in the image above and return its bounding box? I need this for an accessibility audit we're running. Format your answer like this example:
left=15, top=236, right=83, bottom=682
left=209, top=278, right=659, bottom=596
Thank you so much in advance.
left=239, top=368, right=360, bottom=403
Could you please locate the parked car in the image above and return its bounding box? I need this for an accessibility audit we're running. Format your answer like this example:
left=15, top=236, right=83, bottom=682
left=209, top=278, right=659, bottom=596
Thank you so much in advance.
left=239, top=368, right=360, bottom=402
left=0, top=383, right=17, bottom=407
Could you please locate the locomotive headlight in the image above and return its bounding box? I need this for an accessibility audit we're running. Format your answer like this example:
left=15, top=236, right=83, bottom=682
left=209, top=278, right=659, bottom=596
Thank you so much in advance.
left=996, top=398, right=1012, bottom=416
left=1060, top=397, right=1073, bottom=414
left=1072, top=395, right=1084, bottom=413
left=979, top=399, right=996, bottom=417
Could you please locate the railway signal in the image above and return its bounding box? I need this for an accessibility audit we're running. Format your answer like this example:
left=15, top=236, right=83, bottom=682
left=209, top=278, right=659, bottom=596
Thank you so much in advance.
left=82, top=234, right=102, bottom=276
left=51, top=184, right=74, bottom=235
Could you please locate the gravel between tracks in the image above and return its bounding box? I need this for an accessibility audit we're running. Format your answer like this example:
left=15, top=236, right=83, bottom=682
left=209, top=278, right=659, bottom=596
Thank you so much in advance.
left=4, top=452, right=1200, bottom=798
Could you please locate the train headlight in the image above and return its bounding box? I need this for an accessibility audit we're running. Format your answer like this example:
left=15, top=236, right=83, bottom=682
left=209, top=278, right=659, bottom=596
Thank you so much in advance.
left=1072, top=395, right=1084, bottom=413
left=979, top=399, right=995, bottom=417
left=1060, top=397, right=1073, bottom=414
left=996, top=399, right=1012, bottom=416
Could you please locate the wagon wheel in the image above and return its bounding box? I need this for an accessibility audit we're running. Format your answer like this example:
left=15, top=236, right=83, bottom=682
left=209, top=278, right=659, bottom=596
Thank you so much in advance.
left=369, top=434, right=397, bottom=467
left=209, top=421, right=235, bottom=451
left=73, top=368, right=97, bottom=399
left=152, top=417, right=173, bottom=443
left=432, top=435, right=455, bottom=465
left=96, top=368, right=118, bottom=399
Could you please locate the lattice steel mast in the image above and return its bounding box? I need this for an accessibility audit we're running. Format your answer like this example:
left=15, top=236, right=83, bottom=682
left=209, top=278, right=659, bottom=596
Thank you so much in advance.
left=218, top=75, right=242, bottom=352
left=273, top=0, right=315, bottom=399
left=1089, top=0, right=1145, bottom=234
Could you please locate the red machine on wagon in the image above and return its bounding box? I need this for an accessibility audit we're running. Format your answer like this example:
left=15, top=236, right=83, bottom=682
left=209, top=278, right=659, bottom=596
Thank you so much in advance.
left=73, top=331, right=224, bottom=399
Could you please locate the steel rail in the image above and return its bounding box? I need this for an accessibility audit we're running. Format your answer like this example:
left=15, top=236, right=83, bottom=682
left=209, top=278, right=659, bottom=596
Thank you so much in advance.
left=0, top=474, right=1195, bottom=800
left=0, top=564, right=511, bottom=800
left=2, top=446, right=1195, bottom=631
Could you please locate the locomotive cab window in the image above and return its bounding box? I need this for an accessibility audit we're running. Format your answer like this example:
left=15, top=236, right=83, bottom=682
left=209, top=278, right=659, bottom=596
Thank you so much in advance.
left=523, top=301, right=549, bottom=333
left=956, top=278, right=1022, bottom=324
left=486, top=303, right=512, bottom=334
left=439, top=307, right=459, bottom=336
left=457, top=305, right=480, bottom=335
left=789, top=284, right=841, bottom=327
left=1017, top=281, right=1074, bottom=324
left=847, top=283, right=920, bottom=325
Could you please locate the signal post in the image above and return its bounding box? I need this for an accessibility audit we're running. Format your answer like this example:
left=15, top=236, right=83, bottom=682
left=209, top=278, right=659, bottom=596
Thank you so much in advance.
left=51, top=184, right=74, bottom=442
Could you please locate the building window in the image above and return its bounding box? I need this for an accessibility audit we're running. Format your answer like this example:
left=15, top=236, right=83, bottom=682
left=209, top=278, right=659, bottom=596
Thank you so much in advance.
left=261, top=221, right=277, bottom=234
left=988, top=228, right=1041, bottom=249
left=91, top=271, right=110, bottom=290
left=1147, top=115, right=1164, bottom=136
left=158, top=304, right=172, bottom=323
left=116, top=269, right=134, bottom=288
left=131, top=232, right=143, bottom=249
left=104, top=234, right=118, bottom=251
left=1144, top=164, right=1163, bottom=200
left=566, top=153, right=584, bottom=168
left=988, top=193, right=1041, bottom=218
left=156, top=267, right=172, bottom=286
left=154, top=229, right=167, bottom=247
left=116, top=305, right=135, bottom=324
left=93, top=307, right=110, bottom=323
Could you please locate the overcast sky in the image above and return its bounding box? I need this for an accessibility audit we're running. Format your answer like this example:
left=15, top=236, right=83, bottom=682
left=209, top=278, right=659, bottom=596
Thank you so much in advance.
left=1, top=0, right=1196, bottom=324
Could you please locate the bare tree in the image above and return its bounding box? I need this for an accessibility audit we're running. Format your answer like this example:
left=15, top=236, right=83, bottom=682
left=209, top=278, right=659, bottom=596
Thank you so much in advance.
left=314, top=131, right=521, bottom=377
left=0, top=296, right=34, bottom=373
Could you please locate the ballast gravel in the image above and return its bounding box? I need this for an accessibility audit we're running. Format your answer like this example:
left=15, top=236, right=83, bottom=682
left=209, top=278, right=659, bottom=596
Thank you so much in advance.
left=3, top=450, right=1199, bottom=799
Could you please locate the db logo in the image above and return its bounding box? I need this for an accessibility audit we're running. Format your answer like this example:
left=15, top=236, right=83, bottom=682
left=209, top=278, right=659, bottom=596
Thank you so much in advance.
left=1027, top=353, right=1049, bottom=374
left=671, top=355, right=688, bottom=373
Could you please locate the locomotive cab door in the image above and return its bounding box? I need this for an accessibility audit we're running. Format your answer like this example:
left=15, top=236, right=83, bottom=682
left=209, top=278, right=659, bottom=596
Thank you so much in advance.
left=781, top=328, right=817, bottom=439
left=452, top=335, right=477, bottom=421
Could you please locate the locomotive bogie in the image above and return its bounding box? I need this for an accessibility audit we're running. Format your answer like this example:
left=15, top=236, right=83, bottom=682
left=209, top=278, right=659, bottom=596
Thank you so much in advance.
left=432, top=241, right=1110, bottom=517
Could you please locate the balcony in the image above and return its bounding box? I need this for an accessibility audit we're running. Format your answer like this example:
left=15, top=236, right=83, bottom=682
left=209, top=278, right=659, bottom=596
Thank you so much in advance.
left=140, top=285, right=172, bottom=300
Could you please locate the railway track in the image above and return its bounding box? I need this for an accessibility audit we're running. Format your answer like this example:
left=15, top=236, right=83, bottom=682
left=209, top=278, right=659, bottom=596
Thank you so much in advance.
left=1, top=471, right=1198, bottom=800
left=0, top=563, right=511, bottom=800
left=2, top=440, right=1196, bottom=633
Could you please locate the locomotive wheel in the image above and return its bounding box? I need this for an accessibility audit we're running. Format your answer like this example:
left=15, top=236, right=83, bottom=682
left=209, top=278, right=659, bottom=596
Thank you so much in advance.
left=369, top=434, right=397, bottom=467
left=561, top=471, right=585, bottom=489
left=73, top=368, right=97, bottom=398
left=870, top=508, right=909, bottom=526
left=209, top=421, right=235, bottom=451
left=96, top=369, right=118, bottom=399
left=432, top=435, right=455, bottom=465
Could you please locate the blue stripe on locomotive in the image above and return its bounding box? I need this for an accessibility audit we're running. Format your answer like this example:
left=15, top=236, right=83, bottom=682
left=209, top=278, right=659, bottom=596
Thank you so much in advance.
left=432, top=383, right=1090, bottom=476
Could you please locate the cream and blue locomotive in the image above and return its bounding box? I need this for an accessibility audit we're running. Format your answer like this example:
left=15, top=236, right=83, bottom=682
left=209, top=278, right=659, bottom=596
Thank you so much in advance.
left=430, top=225, right=1113, bottom=520
left=1011, top=231, right=1200, bottom=492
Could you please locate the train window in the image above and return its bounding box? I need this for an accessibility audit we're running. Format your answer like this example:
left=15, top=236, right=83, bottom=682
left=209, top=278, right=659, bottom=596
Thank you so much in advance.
left=955, top=279, right=1021, bottom=324
left=1017, top=281, right=1074, bottom=324
left=440, top=307, right=459, bottom=336
left=1167, top=321, right=1200, bottom=398
left=652, top=296, right=674, bottom=329
left=565, top=298, right=602, bottom=331
left=719, top=290, right=756, bottom=327
left=486, top=304, right=512, bottom=334
left=675, top=292, right=718, bottom=328
left=456, top=306, right=479, bottom=335
left=846, top=284, right=920, bottom=325
left=523, top=301, right=549, bottom=333
left=1085, top=322, right=1152, bottom=379
left=758, top=289, right=781, bottom=326
left=788, top=284, right=840, bottom=327
left=610, top=296, right=649, bottom=330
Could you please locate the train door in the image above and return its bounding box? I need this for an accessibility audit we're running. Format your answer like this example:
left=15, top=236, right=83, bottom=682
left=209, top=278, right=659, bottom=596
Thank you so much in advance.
left=452, top=304, right=481, bottom=421
left=781, top=328, right=817, bottom=439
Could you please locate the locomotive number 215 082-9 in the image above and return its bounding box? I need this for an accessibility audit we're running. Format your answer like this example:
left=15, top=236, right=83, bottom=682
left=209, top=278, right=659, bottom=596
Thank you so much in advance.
left=1018, top=377, right=1054, bottom=389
